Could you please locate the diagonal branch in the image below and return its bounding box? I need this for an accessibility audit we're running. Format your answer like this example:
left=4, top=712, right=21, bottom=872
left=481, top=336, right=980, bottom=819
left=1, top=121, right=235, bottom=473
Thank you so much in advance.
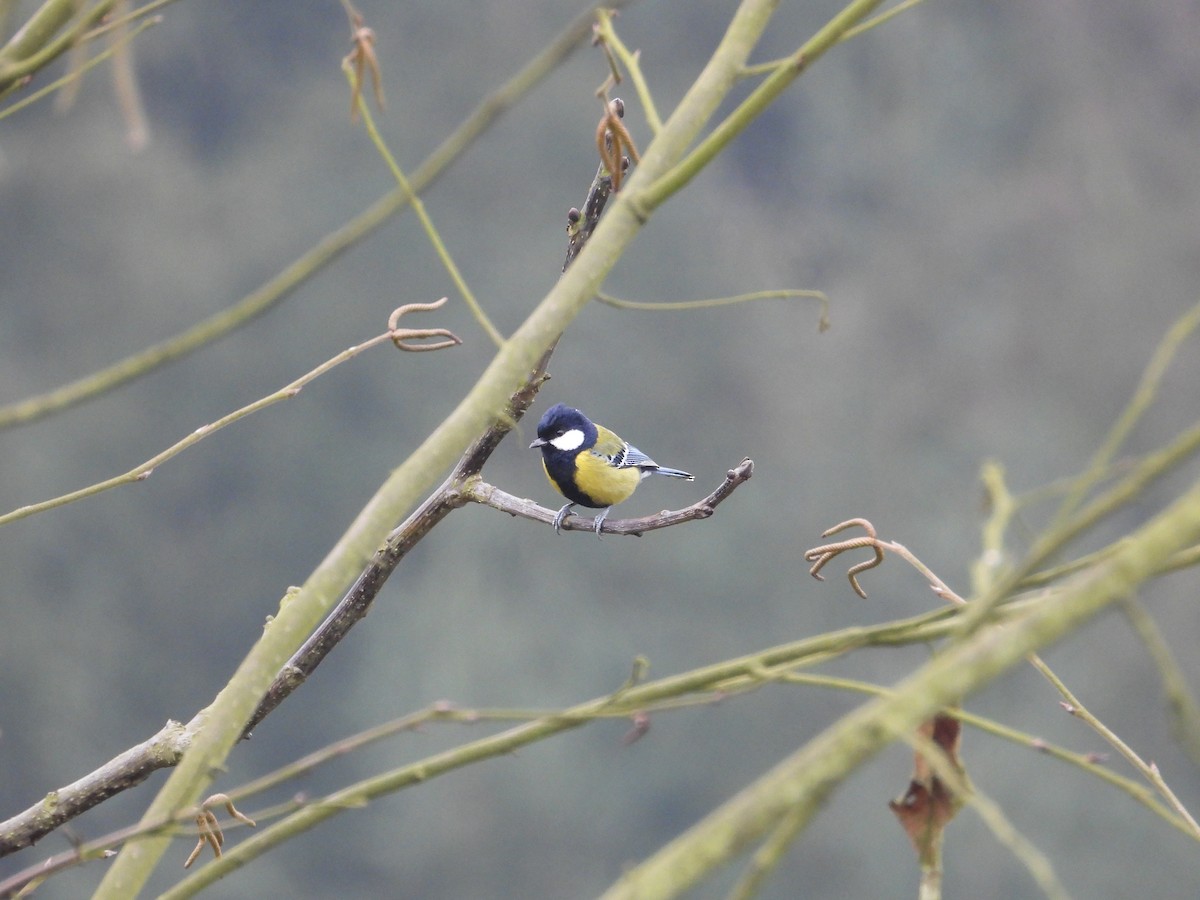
left=241, top=365, right=551, bottom=737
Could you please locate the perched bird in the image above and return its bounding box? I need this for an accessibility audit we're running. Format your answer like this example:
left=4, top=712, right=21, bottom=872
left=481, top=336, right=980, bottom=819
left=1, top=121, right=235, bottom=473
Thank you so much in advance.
left=529, top=403, right=694, bottom=535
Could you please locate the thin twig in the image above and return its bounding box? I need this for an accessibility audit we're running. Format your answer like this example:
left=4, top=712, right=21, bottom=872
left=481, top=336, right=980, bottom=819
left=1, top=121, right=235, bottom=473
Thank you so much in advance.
left=596, top=289, right=830, bottom=331
left=1119, top=597, right=1200, bottom=768
left=592, top=8, right=661, bottom=133
left=1040, top=659, right=1200, bottom=840
left=1051, top=300, right=1200, bottom=531
left=345, top=58, right=505, bottom=347
left=0, top=305, right=456, bottom=529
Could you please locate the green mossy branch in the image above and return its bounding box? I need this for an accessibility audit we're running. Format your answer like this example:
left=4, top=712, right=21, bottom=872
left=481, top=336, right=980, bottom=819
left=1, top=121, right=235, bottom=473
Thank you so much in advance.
left=0, top=0, right=153, bottom=95
left=641, top=0, right=886, bottom=212
left=154, top=609, right=967, bottom=896
left=602, top=476, right=1200, bottom=899
left=0, top=13, right=160, bottom=122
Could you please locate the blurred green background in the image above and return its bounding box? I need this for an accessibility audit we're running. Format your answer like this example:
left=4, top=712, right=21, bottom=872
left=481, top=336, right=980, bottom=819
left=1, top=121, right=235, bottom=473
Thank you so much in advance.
left=2, top=1, right=1199, bottom=897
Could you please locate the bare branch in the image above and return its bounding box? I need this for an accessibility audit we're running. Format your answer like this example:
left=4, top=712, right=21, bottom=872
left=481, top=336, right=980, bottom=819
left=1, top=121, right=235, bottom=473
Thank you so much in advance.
left=0, top=720, right=190, bottom=858
left=467, top=458, right=754, bottom=535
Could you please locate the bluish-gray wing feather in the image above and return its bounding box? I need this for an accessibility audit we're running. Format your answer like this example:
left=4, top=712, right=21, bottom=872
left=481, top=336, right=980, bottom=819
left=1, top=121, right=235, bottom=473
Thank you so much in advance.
left=613, top=442, right=658, bottom=469
left=613, top=443, right=694, bottom=480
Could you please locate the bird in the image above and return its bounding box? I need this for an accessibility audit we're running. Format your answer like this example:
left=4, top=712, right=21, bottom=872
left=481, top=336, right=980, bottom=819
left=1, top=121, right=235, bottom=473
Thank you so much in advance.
left=529, top=403, right=694, bottom=535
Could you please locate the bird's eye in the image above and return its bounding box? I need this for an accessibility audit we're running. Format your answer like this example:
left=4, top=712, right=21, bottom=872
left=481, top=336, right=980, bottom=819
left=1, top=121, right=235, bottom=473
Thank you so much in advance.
left=555, top=429, right=565, bottom=436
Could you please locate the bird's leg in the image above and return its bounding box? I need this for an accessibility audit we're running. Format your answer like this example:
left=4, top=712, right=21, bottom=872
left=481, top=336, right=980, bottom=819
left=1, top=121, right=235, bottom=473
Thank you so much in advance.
left=553, top=503, right=575, bottom=535
left=592, top=508, right=611, bottom=537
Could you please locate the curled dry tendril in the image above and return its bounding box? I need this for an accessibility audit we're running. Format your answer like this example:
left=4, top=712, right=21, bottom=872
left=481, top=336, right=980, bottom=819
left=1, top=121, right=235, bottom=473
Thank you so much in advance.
left=804, top=518, right=885, bottom=599
left=388, top=298, right=462, bottom=352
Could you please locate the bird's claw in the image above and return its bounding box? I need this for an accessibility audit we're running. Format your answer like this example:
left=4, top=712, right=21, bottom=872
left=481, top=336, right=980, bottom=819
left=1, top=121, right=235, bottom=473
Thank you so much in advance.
left=551, top=503, right=609, bottom=537
left=553, top=503, right=574, bottom=535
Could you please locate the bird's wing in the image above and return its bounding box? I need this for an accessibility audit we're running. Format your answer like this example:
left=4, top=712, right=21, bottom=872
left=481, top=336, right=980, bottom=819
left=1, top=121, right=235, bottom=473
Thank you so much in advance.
left=614, top=443, right=660, bottom=470
left=590, top=425, right=649, bottom=468
left=595, top=425, right=667, bottom=470
left=592, top=425, right=626, bottom=458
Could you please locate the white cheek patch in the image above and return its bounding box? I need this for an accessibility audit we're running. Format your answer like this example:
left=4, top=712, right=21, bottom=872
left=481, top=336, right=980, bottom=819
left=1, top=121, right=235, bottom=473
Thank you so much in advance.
left=550, top=428, right=585, bottom=451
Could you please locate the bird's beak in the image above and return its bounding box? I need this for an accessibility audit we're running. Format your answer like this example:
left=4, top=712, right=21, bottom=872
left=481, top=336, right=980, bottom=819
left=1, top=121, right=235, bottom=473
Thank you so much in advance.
left=529, top=438, right=547, bottom=449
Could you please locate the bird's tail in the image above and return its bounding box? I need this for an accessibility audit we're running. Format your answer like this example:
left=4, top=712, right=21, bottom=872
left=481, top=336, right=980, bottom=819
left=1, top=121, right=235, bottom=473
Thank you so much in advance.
left=653, top=466, right=694, bottom=481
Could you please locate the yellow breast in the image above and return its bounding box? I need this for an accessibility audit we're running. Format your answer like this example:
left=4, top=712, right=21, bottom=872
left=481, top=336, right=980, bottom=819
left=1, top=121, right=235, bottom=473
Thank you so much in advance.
left=573, top=449, right=642, bottom=507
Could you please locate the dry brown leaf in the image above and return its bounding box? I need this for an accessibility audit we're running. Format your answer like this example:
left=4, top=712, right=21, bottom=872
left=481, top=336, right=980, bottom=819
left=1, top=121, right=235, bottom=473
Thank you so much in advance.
left=888, top=712, right=965, bottom=865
